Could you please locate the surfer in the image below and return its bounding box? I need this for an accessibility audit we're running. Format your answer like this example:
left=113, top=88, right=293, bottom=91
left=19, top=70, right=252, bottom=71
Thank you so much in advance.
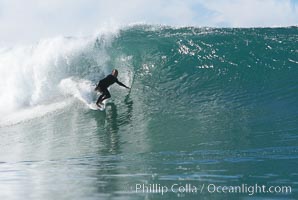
left=95, top=69, right=130, bottom=107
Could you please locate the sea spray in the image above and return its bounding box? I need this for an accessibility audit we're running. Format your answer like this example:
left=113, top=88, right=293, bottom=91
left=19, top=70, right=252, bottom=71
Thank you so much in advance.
left=0, top=34, right=114, bottom=115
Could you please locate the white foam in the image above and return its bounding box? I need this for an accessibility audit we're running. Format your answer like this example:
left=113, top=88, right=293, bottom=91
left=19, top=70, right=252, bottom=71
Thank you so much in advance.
left=0, top=37, right=91, bottom=114
left=58, top=77, right=96, bottom=107
left=0, top=32, right=116, bottom=117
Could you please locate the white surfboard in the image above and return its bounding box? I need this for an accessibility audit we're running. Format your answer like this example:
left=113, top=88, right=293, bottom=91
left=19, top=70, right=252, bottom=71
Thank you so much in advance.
left=88, top=103, right=105, bottom=111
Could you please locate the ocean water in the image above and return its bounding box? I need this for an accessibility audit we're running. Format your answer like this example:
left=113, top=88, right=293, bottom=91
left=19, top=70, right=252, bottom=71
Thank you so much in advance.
left=0, top=25, right=297, bottom=199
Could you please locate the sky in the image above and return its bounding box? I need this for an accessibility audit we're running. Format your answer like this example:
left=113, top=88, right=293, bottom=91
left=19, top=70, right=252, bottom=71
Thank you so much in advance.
left=0, top=0, right=298, bottom=46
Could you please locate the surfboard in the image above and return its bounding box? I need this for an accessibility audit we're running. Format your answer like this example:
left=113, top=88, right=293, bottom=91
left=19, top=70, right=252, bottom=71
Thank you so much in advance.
left=88, top=103, right=105, bottom=111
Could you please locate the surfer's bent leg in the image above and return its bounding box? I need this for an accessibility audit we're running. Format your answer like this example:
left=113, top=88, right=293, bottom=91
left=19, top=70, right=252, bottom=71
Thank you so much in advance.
left=96, top=94, right=105, bottom=105
left=100, top=89, right=111, bottom=102
left=96, top=88, right=110, bottom=106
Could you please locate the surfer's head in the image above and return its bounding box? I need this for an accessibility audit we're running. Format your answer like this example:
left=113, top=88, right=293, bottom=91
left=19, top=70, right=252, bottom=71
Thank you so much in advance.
left=112, top=69, right=118, bottom=77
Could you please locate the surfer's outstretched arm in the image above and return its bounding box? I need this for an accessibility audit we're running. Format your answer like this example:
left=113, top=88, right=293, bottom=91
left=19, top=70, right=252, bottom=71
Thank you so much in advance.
left=116, top=80, right=130, bottom=89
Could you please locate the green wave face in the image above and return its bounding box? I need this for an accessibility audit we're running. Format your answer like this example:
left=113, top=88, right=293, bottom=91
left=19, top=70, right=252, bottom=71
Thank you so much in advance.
left=107, top=26, right=298, bottom=113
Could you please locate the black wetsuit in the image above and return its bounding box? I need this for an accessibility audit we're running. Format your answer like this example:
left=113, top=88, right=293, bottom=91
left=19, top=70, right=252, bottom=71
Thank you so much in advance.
left=95, top=74, right=127, bottom=104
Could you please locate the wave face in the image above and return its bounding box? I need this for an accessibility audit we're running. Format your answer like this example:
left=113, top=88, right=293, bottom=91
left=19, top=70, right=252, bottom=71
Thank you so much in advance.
left=2, top=26, right=297, bottom=113
left=113, top=26, right=298, bottom=111
left=0, top=25, right=298, bottom=199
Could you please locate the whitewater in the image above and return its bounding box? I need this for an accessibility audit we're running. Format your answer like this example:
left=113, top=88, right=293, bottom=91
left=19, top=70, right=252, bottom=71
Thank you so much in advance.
left=0, top=25, right=297, bottom=200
